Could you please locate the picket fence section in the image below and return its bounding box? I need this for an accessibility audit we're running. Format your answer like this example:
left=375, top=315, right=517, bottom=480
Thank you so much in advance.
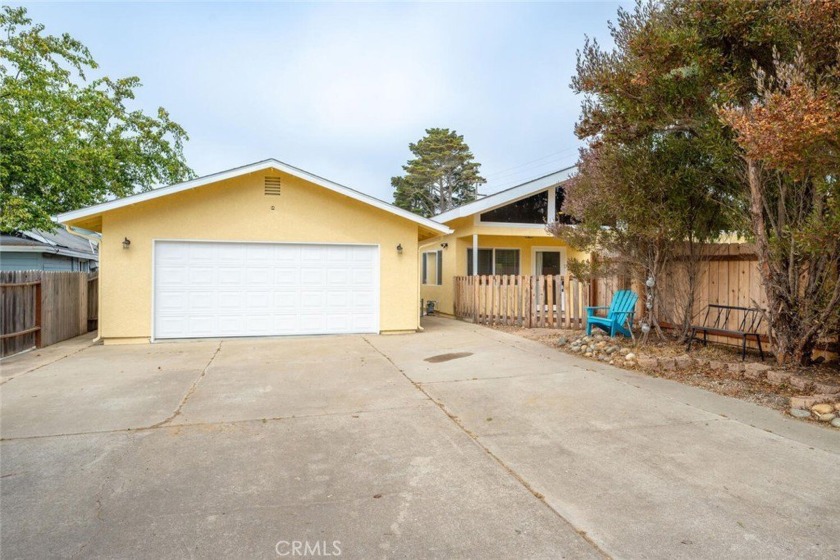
left=454, top=275, right=589, bottom=329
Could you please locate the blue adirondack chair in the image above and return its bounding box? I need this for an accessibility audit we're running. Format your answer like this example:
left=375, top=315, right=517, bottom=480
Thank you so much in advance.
left=586, top=290, right=638, bottom=338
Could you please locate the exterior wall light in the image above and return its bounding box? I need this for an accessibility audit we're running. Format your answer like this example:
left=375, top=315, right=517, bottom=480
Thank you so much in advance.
left=122, top=237, right=131, bottom=250
left=396, top=244, right=403, bottom=254
left=440, top=242, right=448, bottom=249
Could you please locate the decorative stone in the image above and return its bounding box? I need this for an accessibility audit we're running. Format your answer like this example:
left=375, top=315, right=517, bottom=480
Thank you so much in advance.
left=789, top=408, right=811, bottom=419
left=585, top=352, right=593, bottom=358
left=624, top=353, right=636, bottom=361
left=557, top=336, right=568, bottom=346
left=637, top=357, right=658, bottom=369
left=708, top=360, right=725, bottom=371
left=831, top=417, right=840, bottom=428
left=726, top=362, right=744, bottom=376
left=788, top=376, right=813, bottom=392
left=765, top=370, right=791, bottom=386
left=743, top=363, right=772, bottom=380
left=835, top=402, right=840, bottom=411
left=660, top=358, right=677, bottom=371
left=790, top=395, right=829, bottom=409
left=596, top=341, right=607, bottom=349
left=605, top=346, right=617, bottom=355
left=674, top=355, right=694, bottom=369
left=811, top=403, right=835, bottom=415
left=815, top=412, right=836, bottom=422
left=813, top=382, right=840, bottom=395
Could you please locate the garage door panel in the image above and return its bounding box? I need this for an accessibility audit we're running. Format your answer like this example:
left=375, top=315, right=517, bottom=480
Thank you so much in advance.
left=154, top=242, right=379, bottom=339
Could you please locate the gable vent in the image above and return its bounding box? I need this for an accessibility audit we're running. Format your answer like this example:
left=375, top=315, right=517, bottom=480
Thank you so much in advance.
left=264, top=176, right=282, bottom=195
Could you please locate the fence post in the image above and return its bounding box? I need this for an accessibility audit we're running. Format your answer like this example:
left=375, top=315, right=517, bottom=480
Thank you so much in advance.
left=34, top=280, right=42, bottom=349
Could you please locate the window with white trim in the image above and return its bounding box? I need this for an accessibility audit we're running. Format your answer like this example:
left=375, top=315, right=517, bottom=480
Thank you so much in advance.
left=422, top=250, right=443, bottom=285
left=467, top=248, right=520, bottom=275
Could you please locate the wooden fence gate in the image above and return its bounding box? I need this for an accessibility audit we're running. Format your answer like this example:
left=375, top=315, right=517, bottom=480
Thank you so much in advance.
left=454, top=275, right=590, bottom=329
left=0, top=271, right=98, bottom=358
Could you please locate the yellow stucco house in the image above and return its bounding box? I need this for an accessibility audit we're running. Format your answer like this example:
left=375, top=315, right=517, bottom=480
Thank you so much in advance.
left=418, top=167, right=588, bottom=316
left=57, top=159, right=451, bottom=344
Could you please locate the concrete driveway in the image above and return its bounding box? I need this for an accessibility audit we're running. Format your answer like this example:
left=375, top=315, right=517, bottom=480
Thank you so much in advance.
left=1, top=318, right=838, bottom=559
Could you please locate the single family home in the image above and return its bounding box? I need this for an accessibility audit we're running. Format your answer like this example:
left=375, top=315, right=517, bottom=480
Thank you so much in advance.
left=418, top=167, right=588, bottom=316
left=56, top=159, right=451, bottom=344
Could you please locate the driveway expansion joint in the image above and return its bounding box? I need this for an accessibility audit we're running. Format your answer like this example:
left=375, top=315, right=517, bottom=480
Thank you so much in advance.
left=362, top=336, right=612, bottom=559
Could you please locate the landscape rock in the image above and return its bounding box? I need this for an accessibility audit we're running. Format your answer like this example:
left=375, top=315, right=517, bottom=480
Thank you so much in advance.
left=765, top=370, right=791, bottom=386
left=674, top=355, right=694, bottom=369
left=836, top=402, right=840, bottom=411
left=585, top=352, right=593, bottom=358
left=637, top=357, right=658, bottom=369
left=557, top=336, right=568, bottom=346
left=813, top=382, right=840, bottom=395
left=832, top=417, right=840, bottom=428
left=708, top=360, right=725, bottom=371
left=790, top=408, right=812, bottom=419
left=788, top=376, right=813, bottom=391
left=811, top=403, right=835, bottom=415
left=624, top=352, right=636, bottom=361
left=726, top=362, right=744, bottom=376
left=790, top=395, right=836, bottom=409
left=660, top=358, right=677, bottom=371
left=815, top=412, right=836, bottom=422
left=743, top=363, right=772, bottom=380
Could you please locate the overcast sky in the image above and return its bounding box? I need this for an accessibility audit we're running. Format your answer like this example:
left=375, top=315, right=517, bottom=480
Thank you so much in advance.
left=22, top=1, right=625, bottom=202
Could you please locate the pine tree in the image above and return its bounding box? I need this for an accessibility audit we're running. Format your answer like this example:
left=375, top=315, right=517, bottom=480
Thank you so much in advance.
left=392, top=128, right=485, bottom=217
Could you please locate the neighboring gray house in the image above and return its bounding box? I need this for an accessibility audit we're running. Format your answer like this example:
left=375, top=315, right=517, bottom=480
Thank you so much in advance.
left=0, top=227, right=99, bottom=272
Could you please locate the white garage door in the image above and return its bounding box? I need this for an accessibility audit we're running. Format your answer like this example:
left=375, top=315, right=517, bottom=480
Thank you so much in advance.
left=154, top=241, right=379, bottom=339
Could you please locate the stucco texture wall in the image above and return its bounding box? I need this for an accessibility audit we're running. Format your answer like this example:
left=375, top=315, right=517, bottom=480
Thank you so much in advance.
left=420, top=217, right=589, bottom=316
left=95, top=170, right=421, bottom=342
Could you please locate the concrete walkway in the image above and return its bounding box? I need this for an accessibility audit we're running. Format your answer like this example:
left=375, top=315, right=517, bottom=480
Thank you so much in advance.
left=367, top=318, right=840, bottom=559
left=1, top=318, right=838, bottom=559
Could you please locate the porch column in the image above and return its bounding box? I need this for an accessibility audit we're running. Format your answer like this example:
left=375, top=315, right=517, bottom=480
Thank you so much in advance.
left=547, top=187, right=557, bottom=224
left=472, top=234, right=478, bottom=276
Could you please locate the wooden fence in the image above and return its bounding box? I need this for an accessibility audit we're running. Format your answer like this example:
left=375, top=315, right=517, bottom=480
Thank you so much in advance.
left=454, top=275, right=590, bottom=328
left=0, top=271, right=98, bottom=358
left=587, top=244, right=768, bottom=348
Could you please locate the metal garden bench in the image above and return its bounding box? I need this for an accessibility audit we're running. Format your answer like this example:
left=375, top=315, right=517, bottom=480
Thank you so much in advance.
left=686, top=304, right=766, bottom=360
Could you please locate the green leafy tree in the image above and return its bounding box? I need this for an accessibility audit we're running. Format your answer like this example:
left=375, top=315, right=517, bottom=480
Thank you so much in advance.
left=563, top=0, right=840, bottom=364
left=0, top=6, right=194, bottom=231
left=392, top=128, right=485, bottom=217
left=553, top=1, right=741, bottom=342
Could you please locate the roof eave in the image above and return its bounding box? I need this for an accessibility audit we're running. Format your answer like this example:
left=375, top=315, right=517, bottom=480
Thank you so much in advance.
left=55, top=159, right=452, bottom=235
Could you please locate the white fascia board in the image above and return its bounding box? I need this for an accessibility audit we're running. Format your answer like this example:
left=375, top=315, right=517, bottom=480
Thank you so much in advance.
left=55, top=159, right=452, bottom=235
left=433, top=166, right=576, bottom=223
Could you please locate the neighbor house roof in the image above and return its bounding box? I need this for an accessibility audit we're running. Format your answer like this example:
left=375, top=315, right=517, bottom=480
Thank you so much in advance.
left=0, top=227, right=99, bottom=261
left=432, top=166, right=576, bottom=223
left=55, top=159, right=452, bottom=235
